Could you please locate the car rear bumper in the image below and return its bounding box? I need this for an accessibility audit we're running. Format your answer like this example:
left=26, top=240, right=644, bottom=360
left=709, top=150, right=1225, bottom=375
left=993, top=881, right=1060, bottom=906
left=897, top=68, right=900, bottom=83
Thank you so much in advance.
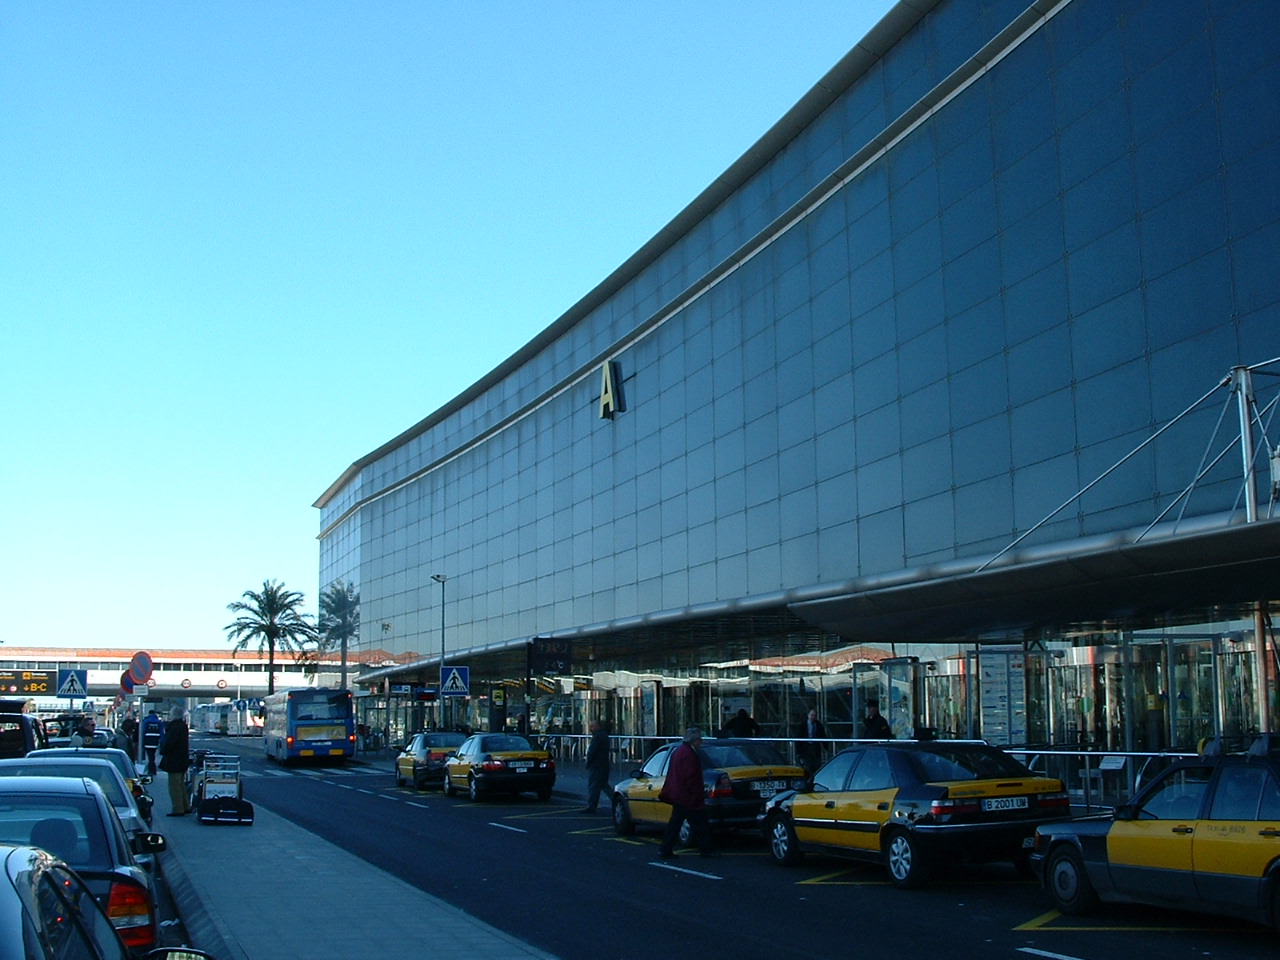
left=474, top=772, right=556, bottom=792
left=910, top=816, right=1070, bottom=860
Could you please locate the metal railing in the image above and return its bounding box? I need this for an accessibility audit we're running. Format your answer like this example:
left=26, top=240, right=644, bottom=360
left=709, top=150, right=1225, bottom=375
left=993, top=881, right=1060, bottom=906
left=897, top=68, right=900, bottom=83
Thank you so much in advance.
left=530, top=733, right=1199, bottom=812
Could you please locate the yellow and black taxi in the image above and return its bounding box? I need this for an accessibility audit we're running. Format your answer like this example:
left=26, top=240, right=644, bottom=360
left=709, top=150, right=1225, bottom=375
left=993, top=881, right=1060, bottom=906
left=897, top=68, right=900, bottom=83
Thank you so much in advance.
left=762, top=740, right=1070, bottom=888
left=441, top=733, right=556, bottom=801
left=611, top=738, right=807, bottom=841
left=395, top=732, right=467, bottom=790
left=1032, top=735, right=1280, bottom=929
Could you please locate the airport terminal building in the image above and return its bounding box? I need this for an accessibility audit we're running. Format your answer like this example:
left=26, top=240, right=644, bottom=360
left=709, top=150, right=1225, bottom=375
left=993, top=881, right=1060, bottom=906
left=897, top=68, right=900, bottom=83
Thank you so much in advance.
left=315, top=0, right=1280, bottom=753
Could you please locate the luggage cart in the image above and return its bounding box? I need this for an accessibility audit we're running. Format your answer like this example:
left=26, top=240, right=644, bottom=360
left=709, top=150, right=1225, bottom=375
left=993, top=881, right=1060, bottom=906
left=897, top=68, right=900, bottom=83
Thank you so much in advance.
left=189, top=750, right=254, bottom=825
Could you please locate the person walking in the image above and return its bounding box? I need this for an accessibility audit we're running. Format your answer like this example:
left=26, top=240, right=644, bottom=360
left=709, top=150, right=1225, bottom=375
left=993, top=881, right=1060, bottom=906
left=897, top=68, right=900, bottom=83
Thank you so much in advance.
left=796, top=708, right=826, bottom=774
left=723, top=708, right=760, bottom=738
left=581, top=719, right=611, bottom=813
left=862, top=699, right=893, bottom=739
left=141, top=709, right=164, bottom=776
left=120, top=714, right=139, bottom=760
left=657, top=727, right=714, bottom=859
left=158, top=706, right=191, bottom=817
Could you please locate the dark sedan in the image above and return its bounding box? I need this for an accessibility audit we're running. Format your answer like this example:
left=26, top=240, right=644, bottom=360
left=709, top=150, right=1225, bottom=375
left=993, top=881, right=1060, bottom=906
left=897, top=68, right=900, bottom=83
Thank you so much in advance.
left=0, top=777, right=165, bottom=953
left=762, top=740, right=1070, bottom=887
left=612, top=738, right=808, bottom=843
left=395, top=732, right=467, bottom=790
left=0, top=843, right=215, bottom=960
left=1033, top=736, right=1280, bottom=929
left=442, top=734, right=555, bottom=801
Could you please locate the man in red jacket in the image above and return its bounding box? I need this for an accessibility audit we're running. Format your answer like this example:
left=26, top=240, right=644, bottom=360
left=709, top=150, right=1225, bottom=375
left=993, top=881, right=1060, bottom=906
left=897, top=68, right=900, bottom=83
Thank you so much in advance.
left=657, top=727, right=715, bottom=858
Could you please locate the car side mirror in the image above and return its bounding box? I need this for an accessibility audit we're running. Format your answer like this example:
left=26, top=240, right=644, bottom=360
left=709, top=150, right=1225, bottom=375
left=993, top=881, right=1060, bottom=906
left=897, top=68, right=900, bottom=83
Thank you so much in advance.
left=135, top=833, right=168, bottom=855
left=1112, top=804, right=1134, bottom=821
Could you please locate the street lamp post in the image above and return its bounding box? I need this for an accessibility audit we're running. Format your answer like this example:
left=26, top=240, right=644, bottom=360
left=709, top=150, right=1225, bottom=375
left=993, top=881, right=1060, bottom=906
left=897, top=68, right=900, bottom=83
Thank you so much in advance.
left=431, top=574, right=447, bottom=730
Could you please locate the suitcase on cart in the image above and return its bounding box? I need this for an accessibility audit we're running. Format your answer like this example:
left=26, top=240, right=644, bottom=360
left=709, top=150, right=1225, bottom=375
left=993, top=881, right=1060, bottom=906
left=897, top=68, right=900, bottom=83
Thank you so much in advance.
left=197, top=794, right=255, bottom=825
left=190, top=752, right=254, bottom=825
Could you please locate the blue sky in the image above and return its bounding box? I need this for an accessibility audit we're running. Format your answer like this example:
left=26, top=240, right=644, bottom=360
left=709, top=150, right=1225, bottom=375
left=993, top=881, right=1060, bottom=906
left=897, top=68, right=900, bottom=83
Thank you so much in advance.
left=1, top=2, right=893, bottom=651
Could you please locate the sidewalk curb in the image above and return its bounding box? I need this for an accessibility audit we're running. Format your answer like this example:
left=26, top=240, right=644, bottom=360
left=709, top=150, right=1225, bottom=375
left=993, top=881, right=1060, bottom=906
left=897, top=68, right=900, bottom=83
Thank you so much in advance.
left=159, top=849, right=251, bottom=960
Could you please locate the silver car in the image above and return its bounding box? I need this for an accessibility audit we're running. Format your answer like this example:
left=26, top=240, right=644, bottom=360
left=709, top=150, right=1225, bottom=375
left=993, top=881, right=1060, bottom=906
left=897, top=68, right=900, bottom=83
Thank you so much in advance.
left=0, top=757, right=156, bottom=871
left=25, top=747, right=154, bottom=823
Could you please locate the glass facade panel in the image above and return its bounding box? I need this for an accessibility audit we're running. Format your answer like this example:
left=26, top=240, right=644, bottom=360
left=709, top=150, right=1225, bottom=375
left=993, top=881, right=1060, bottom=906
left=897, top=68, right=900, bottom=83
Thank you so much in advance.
left=318, top=0, right=1279, bottom=753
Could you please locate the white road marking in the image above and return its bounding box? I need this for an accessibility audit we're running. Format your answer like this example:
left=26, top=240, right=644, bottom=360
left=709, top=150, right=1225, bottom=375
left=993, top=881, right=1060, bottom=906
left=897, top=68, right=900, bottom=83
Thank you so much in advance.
left=1017, top=949, right=1087, bottom=960
left=650, top=862, right=722, bottom=880
left=490, top=823, right=528, bottom=833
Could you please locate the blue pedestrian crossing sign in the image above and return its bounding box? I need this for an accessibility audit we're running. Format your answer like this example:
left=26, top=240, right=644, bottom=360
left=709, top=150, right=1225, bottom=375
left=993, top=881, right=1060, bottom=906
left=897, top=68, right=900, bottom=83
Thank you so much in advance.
left=440, top=666, right=469, bottom=697
left=56, top=669, right=88, bottom=699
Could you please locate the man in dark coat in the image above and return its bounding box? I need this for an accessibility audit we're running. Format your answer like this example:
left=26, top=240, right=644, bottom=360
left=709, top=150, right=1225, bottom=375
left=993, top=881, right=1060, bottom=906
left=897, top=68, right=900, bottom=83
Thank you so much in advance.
left=159, top=706, right=191, bottom=816
left=863, top=699, right=893, bottom=739
left=723, top=708, right=760, bottom=738
left=581, top=719, right=611, bottom=813
left=657, top=727, right=714, bottom=858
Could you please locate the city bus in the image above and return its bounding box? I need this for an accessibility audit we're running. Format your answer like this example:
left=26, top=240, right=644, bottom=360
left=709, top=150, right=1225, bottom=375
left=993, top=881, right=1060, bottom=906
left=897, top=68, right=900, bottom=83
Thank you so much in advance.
left=228, top=698, right=265, bottom=736
left=262, top=688, right=355, bottom=763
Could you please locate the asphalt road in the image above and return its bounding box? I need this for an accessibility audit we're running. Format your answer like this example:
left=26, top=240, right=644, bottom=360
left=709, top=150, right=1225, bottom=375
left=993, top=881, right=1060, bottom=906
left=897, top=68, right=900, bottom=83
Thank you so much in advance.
left=187, top=737, right=1277, bottom=960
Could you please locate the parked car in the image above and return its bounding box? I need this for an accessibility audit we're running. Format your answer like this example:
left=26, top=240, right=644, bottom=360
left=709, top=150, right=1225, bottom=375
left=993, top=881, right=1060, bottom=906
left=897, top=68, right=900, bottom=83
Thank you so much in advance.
left=442, top=733, right=555, bottom=801
left=0, top=842, right=213, bottom=960
left=0, top=701, right=48, bottom=760
left=0, top=757, right=156, bottom=870
left=395, top=732, right=467, bottom=790
left=27, top=747, right=154, bottom=823
left=762, top=740, right=1070, bottom=888
left=611, top=738, right=808, bottom=842
left=1032, top=735, right=1280, bottom=929
left=0, top=777, right=165, bottom=953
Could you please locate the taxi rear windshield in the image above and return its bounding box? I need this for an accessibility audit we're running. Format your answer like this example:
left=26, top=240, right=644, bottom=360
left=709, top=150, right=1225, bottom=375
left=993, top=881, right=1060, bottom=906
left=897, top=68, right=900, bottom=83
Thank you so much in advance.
left=701, top=742, right=789, bottom=768
left=481, top=736, right=533, bottom=752
left=906, top=746, right=1032, bottom=783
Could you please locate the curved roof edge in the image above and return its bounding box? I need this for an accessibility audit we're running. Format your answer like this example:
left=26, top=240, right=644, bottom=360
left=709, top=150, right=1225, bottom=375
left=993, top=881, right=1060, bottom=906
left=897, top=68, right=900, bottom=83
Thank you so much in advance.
left=314, top=1, right=938, bottom=510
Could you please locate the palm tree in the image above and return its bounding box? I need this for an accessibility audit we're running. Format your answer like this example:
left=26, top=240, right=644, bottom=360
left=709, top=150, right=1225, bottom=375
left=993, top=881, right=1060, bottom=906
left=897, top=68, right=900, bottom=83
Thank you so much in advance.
left=225, top=580, right=319, bottom=695
left=319, top=580, right=360, bottom=689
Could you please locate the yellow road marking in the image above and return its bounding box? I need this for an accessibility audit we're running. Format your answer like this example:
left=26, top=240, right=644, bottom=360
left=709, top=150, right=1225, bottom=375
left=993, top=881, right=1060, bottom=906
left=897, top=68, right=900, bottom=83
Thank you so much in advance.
left=1015, top=909, right=1263, bottom=933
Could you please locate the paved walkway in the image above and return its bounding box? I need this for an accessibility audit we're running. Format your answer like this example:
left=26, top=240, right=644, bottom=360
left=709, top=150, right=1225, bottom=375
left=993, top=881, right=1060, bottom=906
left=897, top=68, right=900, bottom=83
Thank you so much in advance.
left=159, top=760, right=596, bottom=960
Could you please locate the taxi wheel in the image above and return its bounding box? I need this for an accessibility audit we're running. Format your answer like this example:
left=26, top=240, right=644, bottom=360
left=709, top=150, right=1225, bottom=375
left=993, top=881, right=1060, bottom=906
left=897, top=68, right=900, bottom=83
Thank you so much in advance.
left=442, top=773, right=457, bottom=798
left=1045, top=846, right=1098, bottom=915
left=767, top=814, right=804, bottom=866
left=468, top=775, right=484, bottom=801
left=395, top=769, right=406, bottom=787
left=885, top=829, right=928, bottom=889
left=612, top=796, right=635, bottom=836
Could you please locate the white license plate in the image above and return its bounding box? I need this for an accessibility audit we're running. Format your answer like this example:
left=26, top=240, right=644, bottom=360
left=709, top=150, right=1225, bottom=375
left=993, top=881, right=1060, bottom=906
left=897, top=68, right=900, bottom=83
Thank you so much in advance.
left=983, top=796, right=1029, bottom=812
left=756, top=780, right=787, bottom=797
left=508, top=761, right=533, bottom=770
